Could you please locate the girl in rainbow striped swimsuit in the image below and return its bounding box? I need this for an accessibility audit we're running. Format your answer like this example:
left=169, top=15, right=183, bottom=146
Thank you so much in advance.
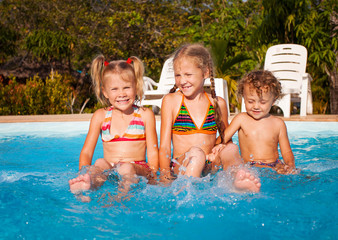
left=159, top=44, right=261, bottom=192
left=69, top=55, right=158, bottom=198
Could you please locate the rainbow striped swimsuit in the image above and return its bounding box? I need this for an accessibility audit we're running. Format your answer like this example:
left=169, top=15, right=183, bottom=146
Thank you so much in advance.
left=101, top=105, right=146, bottom=142
left=172, top=92, right=218, bottom=135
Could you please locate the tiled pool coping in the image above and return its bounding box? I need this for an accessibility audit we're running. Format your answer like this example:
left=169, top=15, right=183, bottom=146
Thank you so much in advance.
left=0, top=113, right=337, bottom=123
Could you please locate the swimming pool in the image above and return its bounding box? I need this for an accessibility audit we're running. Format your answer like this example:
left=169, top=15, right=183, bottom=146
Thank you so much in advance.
left=0, top=121, right=337, bottom=239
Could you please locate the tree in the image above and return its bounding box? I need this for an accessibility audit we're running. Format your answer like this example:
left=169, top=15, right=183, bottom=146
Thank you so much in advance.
left=296, top=0, right=337, bottom=113
left=0, top=0, right=335, bottom=114
left=210, top=39, right=251, bottom=111
left=181, top=0, right=263, bottom=110
left=255, top=0, right=310, bottom=44
left=0, top=0, right=192, bottom=113
left=253, top=0, right=337, bottom=114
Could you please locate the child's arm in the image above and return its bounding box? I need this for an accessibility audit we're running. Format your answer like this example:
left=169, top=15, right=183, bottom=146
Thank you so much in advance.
left=78, top=109, right=104, bottom=170
left=159, top=95, right=174, bottom=179
left=278, top=120, right=295, bottom=170
left=215, top=97, right=242, bottom=144
left=222, top=113, right=244, bottom=144
left=207, top=99, right=241, bottom=161
left=143, top=108, right=159, bottom=173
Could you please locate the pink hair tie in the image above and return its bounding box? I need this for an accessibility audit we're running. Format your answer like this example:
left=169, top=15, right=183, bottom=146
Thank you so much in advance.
left=126, top=58, right=133, bottom=64
left=104, top=61, right=109, bottom=66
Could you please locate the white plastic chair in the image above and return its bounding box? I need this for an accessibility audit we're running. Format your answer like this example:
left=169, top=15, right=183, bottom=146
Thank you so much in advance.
left=242, top=44, right=313, bottom=117
left=142, top=57, right=230, bottom=117
left=141, top=58, right=175, bottom=110
left=204, top=78, right=230, bottom=117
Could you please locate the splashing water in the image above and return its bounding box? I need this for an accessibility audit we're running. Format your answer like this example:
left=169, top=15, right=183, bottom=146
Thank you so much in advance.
left=0, top=121, right=337, bottom=239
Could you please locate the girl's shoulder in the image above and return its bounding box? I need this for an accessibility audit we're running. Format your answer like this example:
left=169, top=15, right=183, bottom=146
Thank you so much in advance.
left=206, top=93, right=226, bottom=106
left=163, top=91, right=182, bottom=101
left=137, top=106, right=156, bottom=121
left=137, top=105, right=153, bottom=115
left=162, top=91, right=182, bottom=108
left=89, top=108, right=107, bottom=128
left=92, top=108, right=107, bottom=118
left=206, top=93, right=228, bottom=114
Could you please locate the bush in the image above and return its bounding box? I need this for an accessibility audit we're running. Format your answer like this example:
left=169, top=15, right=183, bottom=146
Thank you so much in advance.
left=0, top=71, right=74, bottom=115
left=45, top=71, right=73, bottom=114
left=0, top=77, right=26, bottom=115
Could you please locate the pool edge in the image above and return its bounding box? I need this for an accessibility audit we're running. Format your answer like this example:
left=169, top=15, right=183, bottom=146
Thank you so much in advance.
left=0, top=113, right=337, bottom=123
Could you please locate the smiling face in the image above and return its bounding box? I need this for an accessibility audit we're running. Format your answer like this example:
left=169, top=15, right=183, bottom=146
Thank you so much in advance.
left=243, top=83, right=275, bottom=120
left=102, top=73, right=136, bottom=113
left=173, top=56, right=208, bottom=98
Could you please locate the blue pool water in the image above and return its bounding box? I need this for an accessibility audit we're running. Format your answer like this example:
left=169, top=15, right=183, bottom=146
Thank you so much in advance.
left=0, top=121, right=337, bottom=239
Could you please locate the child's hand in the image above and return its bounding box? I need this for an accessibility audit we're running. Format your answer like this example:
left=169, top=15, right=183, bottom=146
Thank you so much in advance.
left=212, top=144, right=226, bottom=154
left=207, top=144, right=225, bottom=162
left=147, top=169, right=159, bottom=185
left=159, top=169, right=174, bottom=185
left=275, top=163, right=299, bottom=175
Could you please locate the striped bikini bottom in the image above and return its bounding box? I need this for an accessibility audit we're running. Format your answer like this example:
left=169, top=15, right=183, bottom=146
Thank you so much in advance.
left=249, top=159, right=282, bottom=168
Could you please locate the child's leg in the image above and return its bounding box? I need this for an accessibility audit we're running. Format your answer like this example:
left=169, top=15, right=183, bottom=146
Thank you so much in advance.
left=174, top=146, right=206, bottom=177
left=219, top=143, right=242, bottom=169
left=219, top=143, right=261, bottom=192
left=69, top=158, right=112, bottom=194
left=116, top=163, right=139, bottom=194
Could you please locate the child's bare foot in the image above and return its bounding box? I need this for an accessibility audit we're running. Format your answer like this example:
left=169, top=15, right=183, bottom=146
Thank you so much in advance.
left=69, top=174, right=91, bottom=194
left=233, top=169, right=261, bottom=193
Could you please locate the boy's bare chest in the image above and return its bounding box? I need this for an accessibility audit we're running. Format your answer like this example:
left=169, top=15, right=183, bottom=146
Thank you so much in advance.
left=240, top=122, right=278, bottom=142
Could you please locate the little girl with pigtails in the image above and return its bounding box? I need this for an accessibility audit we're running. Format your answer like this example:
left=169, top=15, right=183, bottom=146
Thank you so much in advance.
left=69, top=55, right=159, bottom=199
left=159, top=43, right=261, bottom=192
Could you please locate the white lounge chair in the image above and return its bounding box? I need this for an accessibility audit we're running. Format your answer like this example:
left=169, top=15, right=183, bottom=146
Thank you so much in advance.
left=204, top=78, right=230, bottom=117
left=141, top=58, right=175, bottom=111
left=242, top=44, right=313, bottom=117
left=142, top=57, right=230, bottom=117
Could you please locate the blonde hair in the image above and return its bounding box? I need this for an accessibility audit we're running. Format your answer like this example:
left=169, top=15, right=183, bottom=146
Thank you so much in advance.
left=90, top=55, right=144, bottom=107
left=170, top=43, right=226, bottom=143
left=238, top=70, right=282, bottom=100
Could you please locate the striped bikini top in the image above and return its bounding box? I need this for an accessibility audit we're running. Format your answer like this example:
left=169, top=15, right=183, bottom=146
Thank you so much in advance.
left=101, top=105, right=146, bottom=142
left=172, top=92, right=218, bottom=135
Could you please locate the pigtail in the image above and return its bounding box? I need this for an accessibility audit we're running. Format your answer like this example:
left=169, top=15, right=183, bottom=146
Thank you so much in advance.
left=172, top=43, right=226, bottom=142
left=128, top=56, right=145, bottom=101
left=208, top=59, right=225, bottom=144
left=90, top=54, right=110, bottom=107
left=169, top=85, right=178, bottom=93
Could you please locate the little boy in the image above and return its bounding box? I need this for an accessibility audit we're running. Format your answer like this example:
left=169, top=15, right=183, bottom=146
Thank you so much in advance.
left=219, top=70, right=296, bottom=174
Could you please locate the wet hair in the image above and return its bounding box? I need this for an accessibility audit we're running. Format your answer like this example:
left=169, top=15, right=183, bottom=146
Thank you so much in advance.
left=170, top=43, right=225, bottom=143
left=90, top=55, right=144, bottom=107
left=238, top=70, right=282, bottom=100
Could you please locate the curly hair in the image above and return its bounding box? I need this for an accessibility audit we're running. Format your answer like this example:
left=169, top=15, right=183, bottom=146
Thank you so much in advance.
left=238, top=70, right=282, bottom=100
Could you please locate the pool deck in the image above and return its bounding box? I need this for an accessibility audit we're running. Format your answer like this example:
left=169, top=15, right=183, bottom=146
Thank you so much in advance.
left=0, top=113, right=337, bottom=123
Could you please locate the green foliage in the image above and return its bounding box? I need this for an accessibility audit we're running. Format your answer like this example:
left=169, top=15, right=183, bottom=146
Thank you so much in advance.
left=25, top=30, right=74, bottom=62
left=295, top=0, right=337, bottom=113
left=24, top=75, right=47, bottom=114
left=0, top=77, right=26, bottom=115
left=180, top=0, right=262, bottom=110
left=311, top=71, right=330, bottom=114
left=256, top=0, right=310, bottom=44
left=210, top=39, right=251, bottom=110
left=45, top=71, right=73, bottom=114
left=0, top=0, right=336, bottom=114
left=0, top=72, right=74, bottom=115
left=252, top=0, right=337, bottom=113
left=296, top=1, right=337, bottom=70
left=0, top=24, right=19, bottom=63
